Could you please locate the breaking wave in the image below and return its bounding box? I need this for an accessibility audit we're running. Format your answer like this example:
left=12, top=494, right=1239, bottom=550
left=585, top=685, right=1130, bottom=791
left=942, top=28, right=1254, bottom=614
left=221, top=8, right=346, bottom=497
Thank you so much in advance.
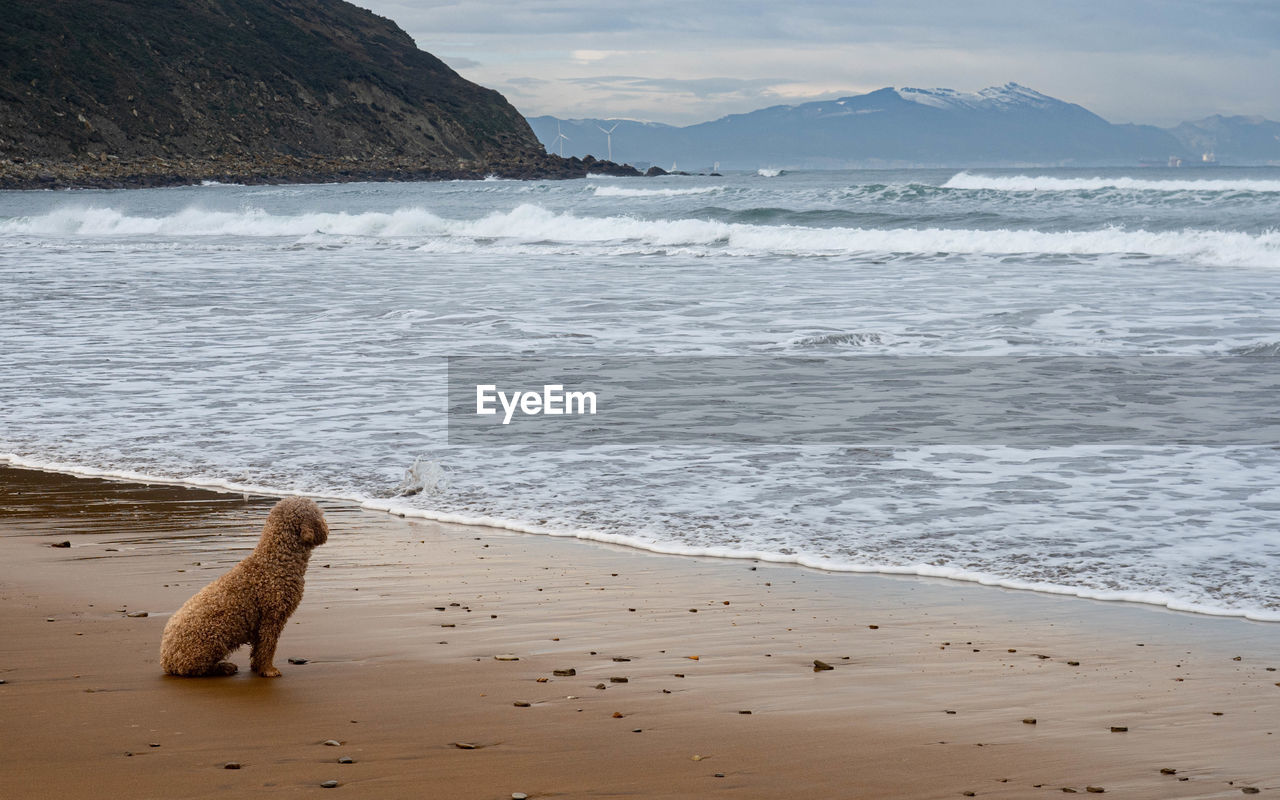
left=591, top=185, right=723, bottom=198
left=4, top=203, right=1279, bottom=266
left=943, top=172, right=1280, bottom=193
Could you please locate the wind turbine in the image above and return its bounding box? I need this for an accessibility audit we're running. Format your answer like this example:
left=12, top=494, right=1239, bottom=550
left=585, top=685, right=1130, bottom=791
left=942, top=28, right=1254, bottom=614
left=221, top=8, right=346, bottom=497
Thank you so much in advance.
left=596, top=122, right=619, bottom=162
left=554, top=122, right=570, bottom=158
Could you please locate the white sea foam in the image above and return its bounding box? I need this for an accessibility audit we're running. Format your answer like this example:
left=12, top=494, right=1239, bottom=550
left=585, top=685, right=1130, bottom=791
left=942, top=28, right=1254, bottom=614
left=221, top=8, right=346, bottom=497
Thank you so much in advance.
left=5, top=451, right=1276, bottom=622
left=4, top=204, right=1278, bottom=266
left=757, top=168, right=784, bottom=177
left=944, top=172, right=1280, bottom=193
left=591, top=185, right=722, bottom=197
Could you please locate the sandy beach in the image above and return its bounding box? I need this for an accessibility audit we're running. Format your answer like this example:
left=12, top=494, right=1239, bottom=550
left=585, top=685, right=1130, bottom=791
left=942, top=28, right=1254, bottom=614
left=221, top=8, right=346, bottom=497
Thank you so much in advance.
left=1, top=463, right=1276, bottom=799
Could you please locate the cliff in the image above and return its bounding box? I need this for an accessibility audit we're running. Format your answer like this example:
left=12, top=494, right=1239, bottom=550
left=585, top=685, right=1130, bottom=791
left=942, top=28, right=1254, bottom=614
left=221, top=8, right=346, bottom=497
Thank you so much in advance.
left=0, top=0, right=635, bottom=188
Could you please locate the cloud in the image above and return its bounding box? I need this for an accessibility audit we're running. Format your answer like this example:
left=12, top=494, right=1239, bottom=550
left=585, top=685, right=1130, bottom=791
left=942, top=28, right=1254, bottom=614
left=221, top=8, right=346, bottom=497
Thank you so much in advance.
left=440, top=56, right=482, bottom=70
left=358, top=0, right=1280, bottom=125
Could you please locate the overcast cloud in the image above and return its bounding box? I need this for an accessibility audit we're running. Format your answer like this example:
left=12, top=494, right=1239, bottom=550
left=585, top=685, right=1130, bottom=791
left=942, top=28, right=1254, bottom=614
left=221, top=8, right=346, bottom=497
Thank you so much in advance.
left=358, top=1, right=1280, bottom=125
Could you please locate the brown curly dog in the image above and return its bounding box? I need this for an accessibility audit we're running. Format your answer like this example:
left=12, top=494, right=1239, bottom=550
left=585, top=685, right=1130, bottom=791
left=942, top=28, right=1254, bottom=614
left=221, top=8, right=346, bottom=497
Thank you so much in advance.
left=160, top=497, right=328, bottom=677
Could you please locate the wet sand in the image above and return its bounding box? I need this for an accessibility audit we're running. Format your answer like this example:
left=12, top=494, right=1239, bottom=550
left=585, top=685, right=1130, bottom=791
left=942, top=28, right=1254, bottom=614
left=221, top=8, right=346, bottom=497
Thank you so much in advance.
left=1, top=463, right=1277, bottom=799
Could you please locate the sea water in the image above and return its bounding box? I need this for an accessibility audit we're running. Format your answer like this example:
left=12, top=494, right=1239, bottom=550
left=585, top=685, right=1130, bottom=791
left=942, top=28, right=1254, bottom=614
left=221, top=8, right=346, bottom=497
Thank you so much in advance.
left=2, top=167, right=1278, bottom=619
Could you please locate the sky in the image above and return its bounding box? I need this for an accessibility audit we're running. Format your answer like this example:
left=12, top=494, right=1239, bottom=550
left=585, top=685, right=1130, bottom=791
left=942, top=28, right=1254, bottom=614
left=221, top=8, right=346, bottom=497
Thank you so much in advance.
left=356, top=1, right=1280, bottom=126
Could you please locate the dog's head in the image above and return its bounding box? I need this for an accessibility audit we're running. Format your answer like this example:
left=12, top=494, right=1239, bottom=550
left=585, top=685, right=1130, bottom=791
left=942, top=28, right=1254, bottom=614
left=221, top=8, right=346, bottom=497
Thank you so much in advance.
left=263, top=497, right=329, bottom=551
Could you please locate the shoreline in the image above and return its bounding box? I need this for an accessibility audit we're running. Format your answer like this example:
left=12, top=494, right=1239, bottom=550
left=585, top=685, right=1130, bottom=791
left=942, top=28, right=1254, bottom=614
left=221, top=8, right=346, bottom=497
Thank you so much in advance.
left=5, top=455, right=1275, bottom=624
left=0, top=153, right=646, bottom=191
left=2, top=463, right=1278, bottom=798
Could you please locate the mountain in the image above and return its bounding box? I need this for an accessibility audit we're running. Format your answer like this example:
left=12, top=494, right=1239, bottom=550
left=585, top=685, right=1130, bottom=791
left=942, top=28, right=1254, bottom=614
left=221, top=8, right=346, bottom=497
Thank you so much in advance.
left=1168, top=115, right=1280, bottom=164
left=530, top=84, right=1264, bottom=169
left=0, top=0, right=626, bottom=188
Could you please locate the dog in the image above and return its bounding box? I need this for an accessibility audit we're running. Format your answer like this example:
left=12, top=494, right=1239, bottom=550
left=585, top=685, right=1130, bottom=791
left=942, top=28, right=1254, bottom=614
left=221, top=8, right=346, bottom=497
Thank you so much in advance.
left=160, top=497, right=328, bottom=677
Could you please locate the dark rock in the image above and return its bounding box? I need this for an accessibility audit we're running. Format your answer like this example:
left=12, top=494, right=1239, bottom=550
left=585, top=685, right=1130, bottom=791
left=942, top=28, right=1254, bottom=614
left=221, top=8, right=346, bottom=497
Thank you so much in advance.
left=338, top=756, right=355, bottom=763
left=321, top=780, right=339, bottom=788
left=224, top=762, right=241, bottom=769
left=1109, top=726, right=1128, bottom=732
left=1159, top=768, right=1177, bottom=775
left=51, top=541, right=71, bottom=548
left=609, top=677, right=629, bottom=683
left=287, top=657, right=308, bottom=665
left=813, top=660, right=834, bottom=671
left=552, top=669, right=576, bottom=676
left=513, top=701, right=531, bottom=707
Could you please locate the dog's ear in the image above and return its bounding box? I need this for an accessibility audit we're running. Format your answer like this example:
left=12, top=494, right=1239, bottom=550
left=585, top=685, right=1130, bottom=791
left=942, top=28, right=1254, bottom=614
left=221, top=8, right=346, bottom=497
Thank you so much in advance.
left=298, top=516, right=329, bottom=548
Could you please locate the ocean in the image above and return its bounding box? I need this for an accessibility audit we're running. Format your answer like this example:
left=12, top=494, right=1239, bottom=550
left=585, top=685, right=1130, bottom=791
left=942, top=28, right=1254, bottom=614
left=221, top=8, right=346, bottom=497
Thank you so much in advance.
left=2, top=167, right=1278, bottom=620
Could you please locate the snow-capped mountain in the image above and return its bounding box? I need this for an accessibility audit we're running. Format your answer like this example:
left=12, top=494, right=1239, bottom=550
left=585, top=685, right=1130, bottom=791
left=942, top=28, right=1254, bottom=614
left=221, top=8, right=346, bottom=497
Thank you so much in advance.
left=527, top=84, right=1269, bottom=168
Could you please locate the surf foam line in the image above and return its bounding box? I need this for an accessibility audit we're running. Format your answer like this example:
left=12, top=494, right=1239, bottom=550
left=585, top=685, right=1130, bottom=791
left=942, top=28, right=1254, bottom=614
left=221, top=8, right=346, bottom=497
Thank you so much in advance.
left=5, top=451, right=1277, bottom=623
left=4, top=203, right=1279, bottom=266
left=944, top=172, right=1280, bottom=193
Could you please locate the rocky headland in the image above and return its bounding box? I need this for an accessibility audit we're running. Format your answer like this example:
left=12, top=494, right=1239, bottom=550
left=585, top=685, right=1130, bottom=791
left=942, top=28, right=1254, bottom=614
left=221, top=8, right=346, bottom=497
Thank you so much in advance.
left=0, top=0, right=639, bottom=189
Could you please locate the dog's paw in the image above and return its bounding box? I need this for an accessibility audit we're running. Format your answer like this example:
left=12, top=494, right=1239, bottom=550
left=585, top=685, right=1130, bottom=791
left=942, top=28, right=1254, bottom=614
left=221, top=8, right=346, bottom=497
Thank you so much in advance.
left=212, top=661, right=239, bottom=676
left=257, top=667, right=282, bottom=678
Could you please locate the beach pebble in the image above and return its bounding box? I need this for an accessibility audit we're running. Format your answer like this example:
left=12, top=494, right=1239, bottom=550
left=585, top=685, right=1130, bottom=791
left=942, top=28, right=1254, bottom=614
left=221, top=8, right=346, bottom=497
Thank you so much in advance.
left=813, top=660, right=834, bottom=671
left=126, top=611, right=148, bottom=618
left=1023, top=718, right=1037, bottom=724
left=1067, top=661, right=1080, bottom=666
left=1086, top=788, right=1105, bottom=793
left=224, top=762, right=241, bottom=769
left=453, top=742, right=479, bottom=750
left=738, top=710, right=752, bottom=715
left=963, top=793, right=975, bottom=797
left=512, top=794, right=529, bottom=800
left=494, top=654, right=519, bottom=661
left=1109, top=726, right=1128, bottom=733
left=674, top=673, right=685, bottom=678
left=338, top=756, right=354, bottom=763
left=513, top=701, right=531, bottom=707
left=149, top=743, right=161, bottom=748
left=323, top=740, right=342, bottom=746
left=1242, top=788, right=1260, bottom=795
left=553, top=669, right=576, bottom=676
left=51, top=541, right=71, bottom=548
left=287, top=657, right=308, bottom=665
left=610, top=677, right=629, bottom=683
left=536, top=677, right=548, bottom=683
left=1159, top=768, right=1177, bottom=775
left=320, top=780, right=339, bottom=788
left=594, top=683, right=606, bottom=690
left=715, top=773, right=725, bottom=778
left=612, top=657, right=631, bottom=662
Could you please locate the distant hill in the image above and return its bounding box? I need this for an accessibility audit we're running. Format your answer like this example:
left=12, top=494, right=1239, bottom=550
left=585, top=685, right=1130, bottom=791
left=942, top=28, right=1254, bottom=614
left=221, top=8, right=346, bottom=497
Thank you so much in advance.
left=0, top=0, right=629, bottom=187
left=530, top=84, right=1280, bottom=169
left=1168, top=116, right=1280, bottom=164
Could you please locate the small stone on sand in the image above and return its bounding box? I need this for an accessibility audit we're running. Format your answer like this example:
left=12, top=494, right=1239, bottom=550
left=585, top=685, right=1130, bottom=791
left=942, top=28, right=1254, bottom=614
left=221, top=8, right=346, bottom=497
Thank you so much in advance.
left=1242, top=788, right=1260, bottom=795
left=1109, top=726, right=1127, bottom=733
left=1067, top=661, right=1080, bottom=666
left=612, top=712, right=624, bottom=718
left=738, top=710, right=752, bottom=715
left=612, top=657, right=630, bottom=662
left=512, top=794, right=529, bottom=800
left=1023, top=718, right=1037, bottom=724
left=453, top=742, right=479, bottom=749
left=224, top=762, right=241, bottom=769
left=513, top=701, right=531, bottom=707
left=323, top=740, right=341, bottom=746
left=51, top=541, right=71, bottom=548
left=126, top=611, right=148, bottom=618
left=1159, top=768, right=1177, bottom=775
left=1086, top=788, right=1105, bottom=793
left=610, top=677, right=629, bottom=683
left=338, top=756, right=354, bottom=763
left=494, top=654, right=519, bottom=661
left=813, top=660, right=834, bottom=671
left=320, top=780, right=338, bottom=788
left=287, top=657, right=308, bottom=665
